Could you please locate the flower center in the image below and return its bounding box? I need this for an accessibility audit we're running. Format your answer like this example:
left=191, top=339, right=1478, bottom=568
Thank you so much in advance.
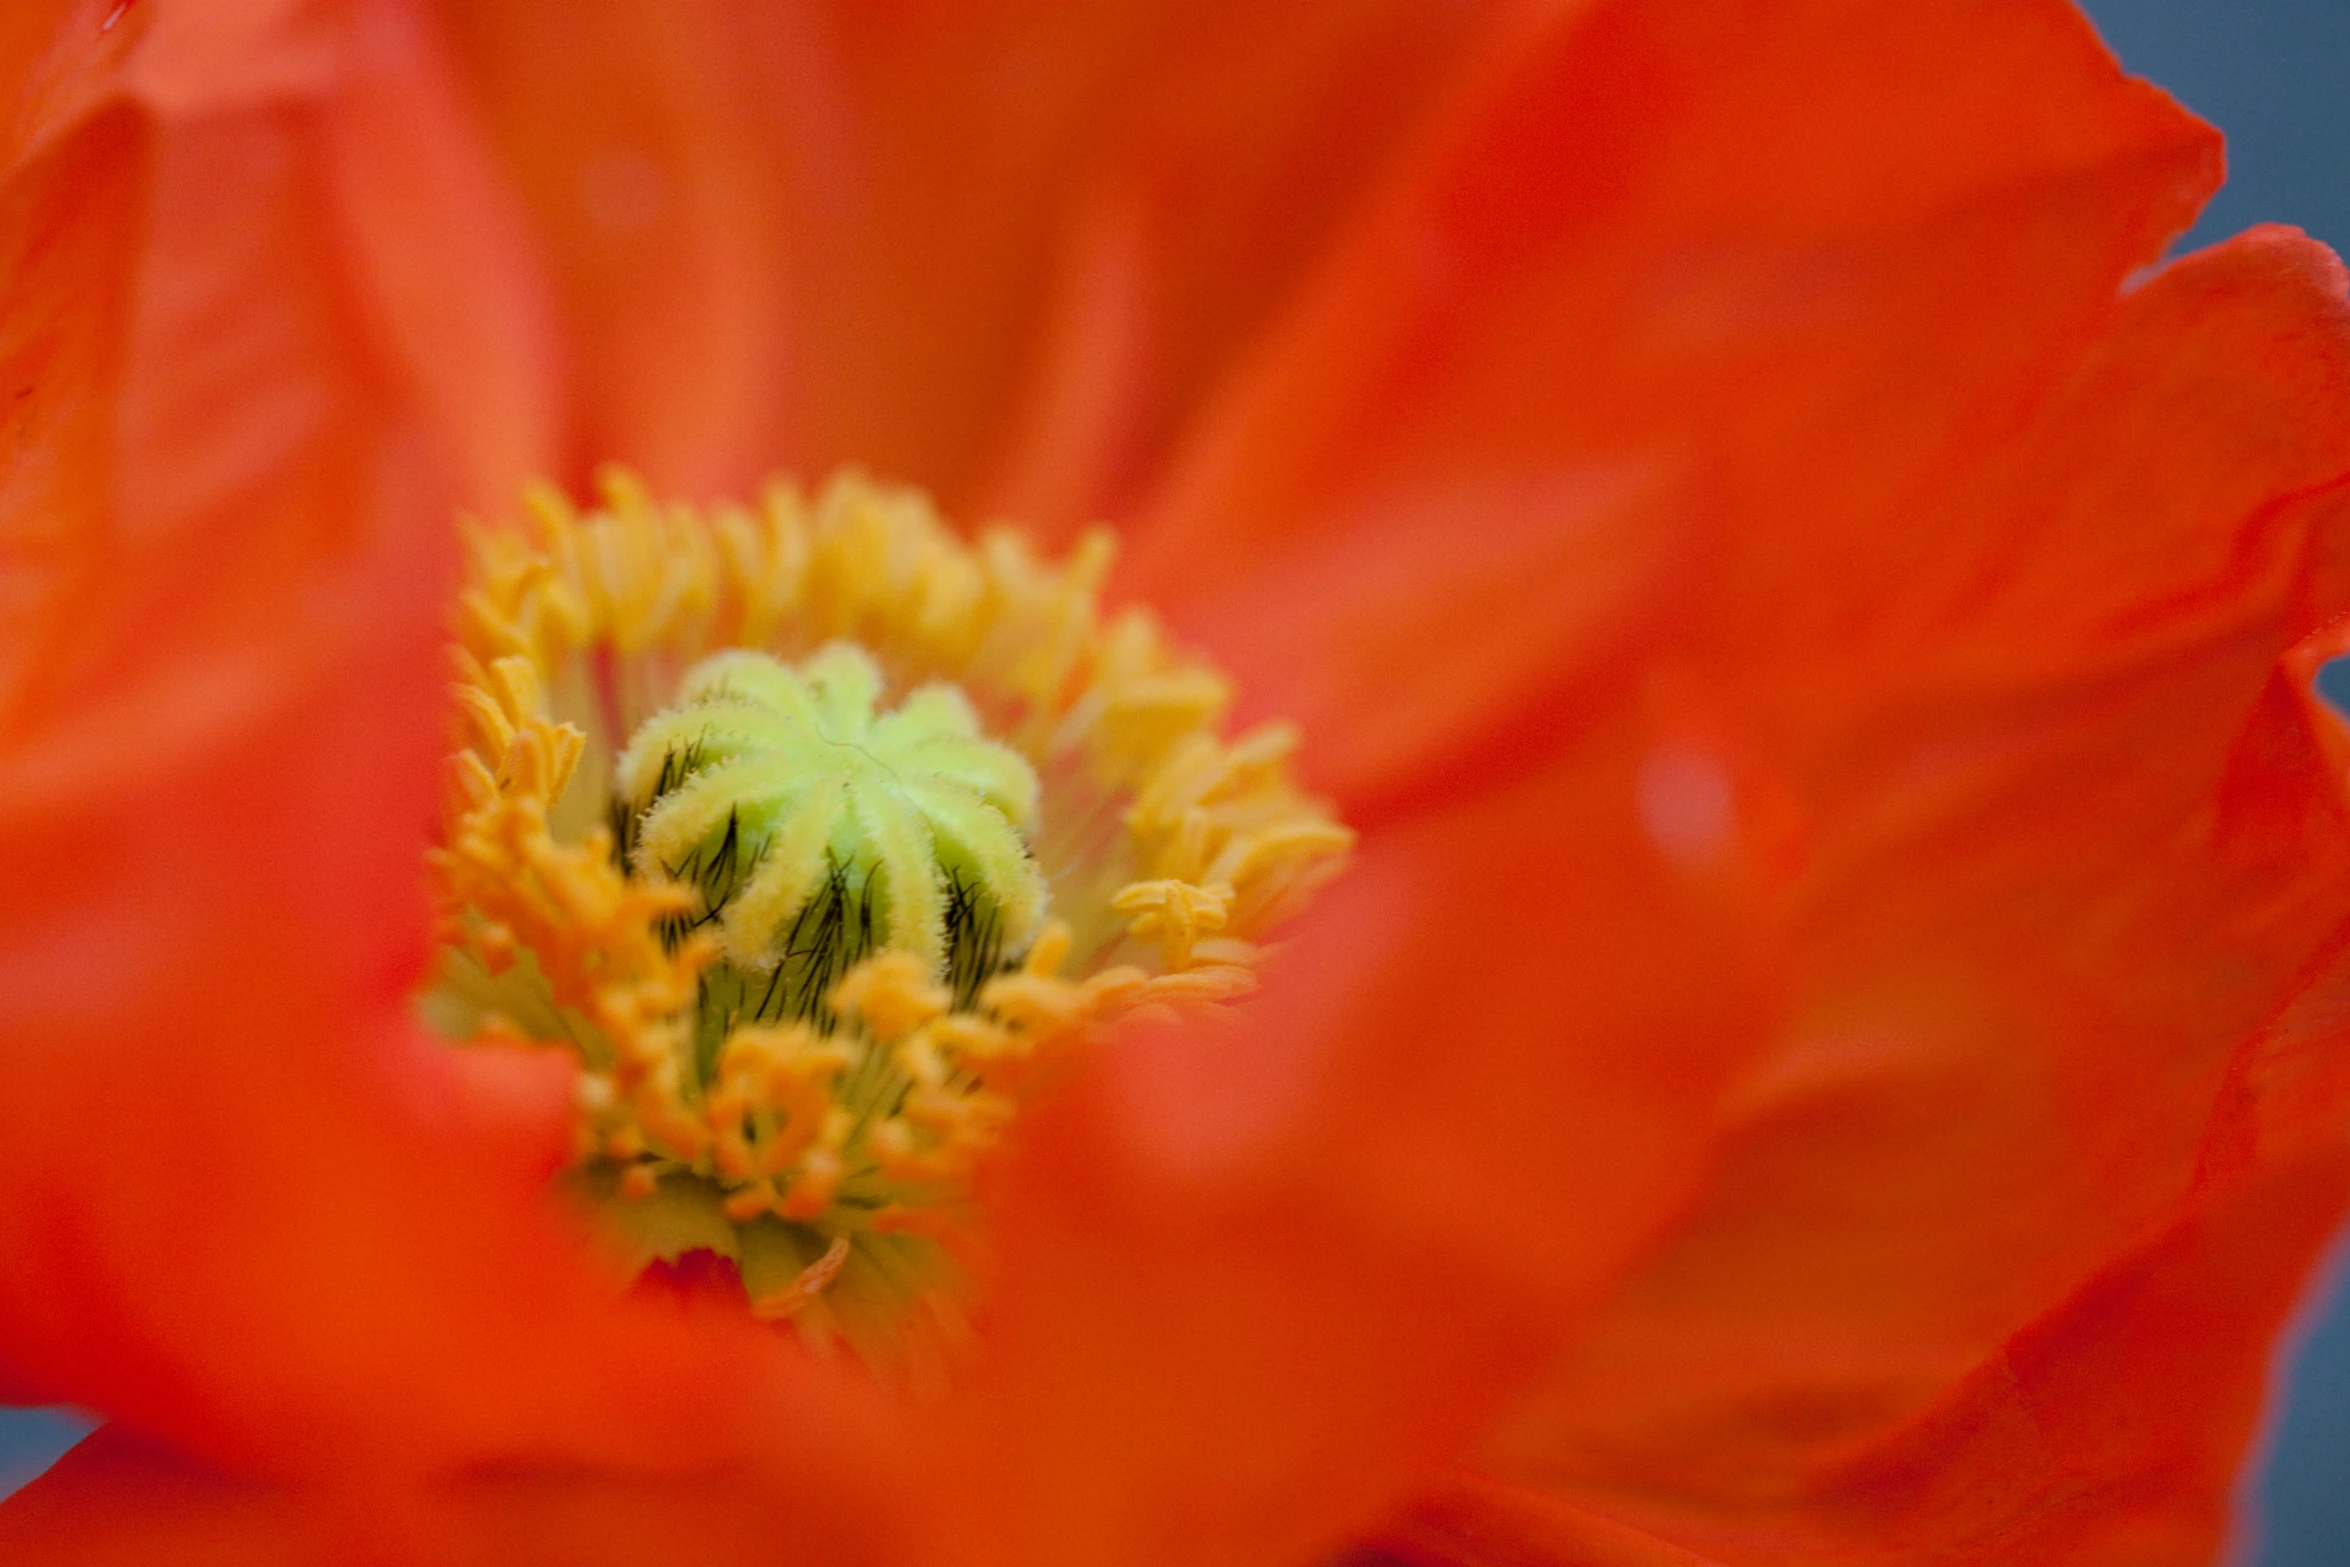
left=424, top=470, right=1351, bottom=1364
left=617, top=644, right=1046, bottom=1060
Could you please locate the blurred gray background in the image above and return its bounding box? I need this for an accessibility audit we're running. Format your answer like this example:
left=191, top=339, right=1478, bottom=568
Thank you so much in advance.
left=1, top=1, right=2347, bottom=1560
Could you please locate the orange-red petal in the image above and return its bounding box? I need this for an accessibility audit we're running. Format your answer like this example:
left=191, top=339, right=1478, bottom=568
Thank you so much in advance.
left=1378, top=939, right=2350, bottom=1565
left=1069, top=1, right=2350, bottom=1556
left=1354, top=219, right=2350, bottom=1567
left=1127, top=0, right=2222, bottom=817
left=0, top=1423, right=916, bottom=1567
left=430, top=0, right=1491, bottom=521
left=7, top=10, right=2350, bottom=1567
left=0, top=0, right=824, bottom=1479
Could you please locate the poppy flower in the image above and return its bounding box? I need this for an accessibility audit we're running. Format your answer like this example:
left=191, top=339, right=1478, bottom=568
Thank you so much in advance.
left=4, top=0, right=2350, bottom=1563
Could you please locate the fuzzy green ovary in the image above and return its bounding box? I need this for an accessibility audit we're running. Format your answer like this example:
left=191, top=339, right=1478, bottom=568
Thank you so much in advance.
left=614, top=646, right=1045, bottom=1034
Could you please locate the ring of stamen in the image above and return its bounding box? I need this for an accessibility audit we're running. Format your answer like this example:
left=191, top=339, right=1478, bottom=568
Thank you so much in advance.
left=425, top=468, right=1352, bottom=1365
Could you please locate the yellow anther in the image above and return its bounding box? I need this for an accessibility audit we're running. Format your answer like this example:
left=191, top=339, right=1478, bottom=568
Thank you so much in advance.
left=1210, top=820, right=1358, bottom=886
left=750, top=1234, right=852, bottom=1323
left=778, top=1146, right=843, bottom=1219
left=1112, top=879, right=1234, bottom=970
left=894, top=1031, right=953, bottom=1093
left=981, top=968, right=1113, bottom=1038
left=1141, top=964, right=1258, bottom=1005
left=1022, top=920, right=1073, bottom=978
left=830, top=952, right=951, bottom=1041
left=452, top=681, right=517, bottom=758
left=721, top=1180, right=783, bottom=1222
